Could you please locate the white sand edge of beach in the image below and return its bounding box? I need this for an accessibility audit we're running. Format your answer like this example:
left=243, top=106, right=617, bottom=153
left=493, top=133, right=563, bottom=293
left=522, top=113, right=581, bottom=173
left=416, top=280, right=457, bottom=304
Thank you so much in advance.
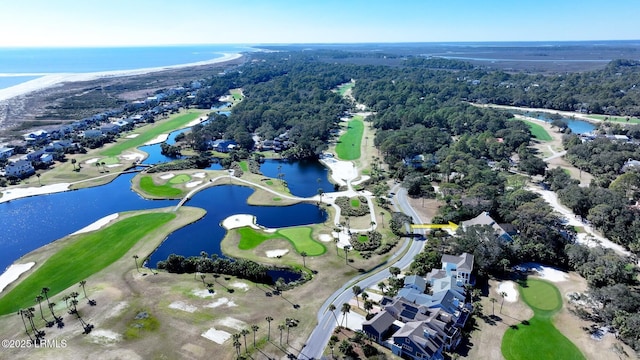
left=0, top=262, right=35, bottom=293
left=0, top=53, right=243, bottom=102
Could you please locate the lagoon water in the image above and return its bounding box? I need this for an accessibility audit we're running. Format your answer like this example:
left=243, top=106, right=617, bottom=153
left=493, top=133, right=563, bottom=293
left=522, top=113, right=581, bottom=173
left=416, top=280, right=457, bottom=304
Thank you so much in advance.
left=0, top=149, right=330, bottom=272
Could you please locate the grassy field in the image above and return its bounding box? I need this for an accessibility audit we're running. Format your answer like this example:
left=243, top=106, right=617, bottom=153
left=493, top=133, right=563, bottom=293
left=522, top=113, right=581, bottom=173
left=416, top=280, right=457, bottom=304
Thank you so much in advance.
left=239, top=160, right=249, bottom=172
left=139, top=176, right=185, bottom=197
left=336, top=82, right=354, bottom=96
left=586, top=114, right=640, bottom=124
left=101, top=110, right=205, bottom=157
left=0, top=212, right=176, bottom=315
left=336, top=116, right=364, bottom=160
left=501, top=279, right=584, bottom=360
left=519, top=119, right=552, bottom=141
left=236, top=226, right=326, bottom=256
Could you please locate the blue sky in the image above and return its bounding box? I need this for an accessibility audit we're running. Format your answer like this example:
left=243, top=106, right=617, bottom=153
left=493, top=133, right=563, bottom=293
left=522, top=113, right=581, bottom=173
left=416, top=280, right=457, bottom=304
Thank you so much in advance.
left=1, top=0, right=638, bottom=47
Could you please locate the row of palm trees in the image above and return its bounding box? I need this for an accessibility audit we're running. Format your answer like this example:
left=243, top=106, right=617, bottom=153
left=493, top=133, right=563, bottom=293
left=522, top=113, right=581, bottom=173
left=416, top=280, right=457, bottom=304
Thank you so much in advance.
left=17, top=282, right=97, bottom=343
left=230, top=316, right=301, bottom=359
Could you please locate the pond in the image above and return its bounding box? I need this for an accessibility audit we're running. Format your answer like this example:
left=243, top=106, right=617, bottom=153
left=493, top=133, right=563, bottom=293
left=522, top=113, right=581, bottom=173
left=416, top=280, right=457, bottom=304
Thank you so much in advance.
left=0, top=157, right=331, bottom=273
left=146, top=185, right=327, bottom=267
left=260, top=159, right=335, bottom=197
left=518, top=111, right=596, bottom=134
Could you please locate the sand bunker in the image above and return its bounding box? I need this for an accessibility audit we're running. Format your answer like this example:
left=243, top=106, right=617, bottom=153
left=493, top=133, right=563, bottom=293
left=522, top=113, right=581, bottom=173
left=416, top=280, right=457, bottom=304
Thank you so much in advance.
left=192, top=289, right=214, bottom=298
left=125, top=134, right=140, bottom=138
left=520, top=263, right=569, bottom=282
left=160, top=173, right=175, bottom=180
left=192, top=172, right=206, bottom=178
left=320, top=159, right=358, bottom=186
left=185, top=180, right=202, bottom=188
left=266, top=249, right=289, bottom=258
left=169, top=301, right=197, bottom=313
left=497, top=281, right=518, bottom=302
left=205, top=297, right=237, bottom=308
left=72, top=213, right=119, bottom=235
left=145, top=134, right=169, bottom=146
left=231, top=282, right=249, bottom=291
left=1, top=183, right=71, bottom=203
left=318, top=233, right=334, bottom=242
left=202, top=327, right=231, bottom=344
left=222, top=214, right=258, bottom=230
left=85, top=158, right=100, bottom=164
left=0, top=262, right=35, bottom=293
left=90, top=329, right=122, bottom=343
left=121, top=152, right=145, bottom=161
left=106, top=164, right=121, bottom=168
left=216, top=317, right=247, bottom=331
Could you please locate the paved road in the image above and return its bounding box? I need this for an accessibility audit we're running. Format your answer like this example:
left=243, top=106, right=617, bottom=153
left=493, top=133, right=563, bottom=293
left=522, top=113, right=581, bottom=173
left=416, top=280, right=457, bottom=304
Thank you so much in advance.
left=297, top=185, right=425, bottom=359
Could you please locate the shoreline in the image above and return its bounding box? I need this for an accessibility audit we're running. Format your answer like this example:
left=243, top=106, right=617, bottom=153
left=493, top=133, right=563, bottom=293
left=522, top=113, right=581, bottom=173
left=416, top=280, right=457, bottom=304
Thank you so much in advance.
left=0, top=53, right=243, bottom=102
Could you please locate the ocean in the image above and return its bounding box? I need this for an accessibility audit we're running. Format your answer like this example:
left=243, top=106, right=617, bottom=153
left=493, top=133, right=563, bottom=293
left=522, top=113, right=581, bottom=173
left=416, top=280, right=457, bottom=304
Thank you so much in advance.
left=0, top=45, right=255, bottom=90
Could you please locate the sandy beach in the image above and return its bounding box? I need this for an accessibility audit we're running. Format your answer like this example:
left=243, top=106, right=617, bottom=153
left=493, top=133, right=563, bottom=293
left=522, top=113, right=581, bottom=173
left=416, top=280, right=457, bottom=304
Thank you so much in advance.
left=0, top=53, right=242, bottom=102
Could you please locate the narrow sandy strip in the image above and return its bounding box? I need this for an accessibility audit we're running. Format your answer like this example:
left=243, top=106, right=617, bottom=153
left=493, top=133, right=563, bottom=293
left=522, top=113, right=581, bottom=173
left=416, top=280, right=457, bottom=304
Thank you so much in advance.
left=0, top=262, right=35, bottom=293
left=144, top=134, right=169, bottom=146
left=0, top=183, right=70, bottom=203
left=0, top=53, right=242, bottom=102
left=71, top=213, right=119, bottom=235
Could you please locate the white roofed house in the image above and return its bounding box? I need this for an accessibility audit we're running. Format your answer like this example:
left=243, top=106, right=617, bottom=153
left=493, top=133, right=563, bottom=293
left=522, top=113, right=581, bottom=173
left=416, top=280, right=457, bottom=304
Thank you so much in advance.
left=440, top=253, right=475, bottom=286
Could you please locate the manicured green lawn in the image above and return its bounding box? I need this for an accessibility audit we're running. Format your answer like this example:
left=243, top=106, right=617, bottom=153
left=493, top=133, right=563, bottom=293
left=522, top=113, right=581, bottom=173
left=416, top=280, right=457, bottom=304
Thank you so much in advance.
left=239, top=161, right=249, bottom=172
left=236, top=226, right=326, bottom=256
left=350, top=198, right=361, bottom=208
left=337, top=82, right=354, bottom=96
left=501, top=279, right=584, bottom=360
left=587, top=114, right=640, bottom=124
left=0, top=212, right=176, bottom=315
left=335, top=116, right=364, bottom=160
left=520, top=119, right=552, bottom=141
left=101, top=111, right=204, bottom=157
left=140, top=176, right=184, bottom=197
left=168, top=174, right=191, bottom=184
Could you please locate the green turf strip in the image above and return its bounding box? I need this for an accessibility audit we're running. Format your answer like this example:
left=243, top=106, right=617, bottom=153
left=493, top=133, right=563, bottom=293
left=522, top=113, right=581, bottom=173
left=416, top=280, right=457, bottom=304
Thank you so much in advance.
left=501, top=279, right=584, bottom=360
left=0, top=212, right=175, bottom=315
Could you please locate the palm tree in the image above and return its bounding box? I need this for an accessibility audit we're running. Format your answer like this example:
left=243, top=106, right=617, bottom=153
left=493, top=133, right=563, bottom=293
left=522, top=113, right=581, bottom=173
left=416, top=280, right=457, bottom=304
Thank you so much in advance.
left=378, top=281, right=387, bottom=295
left=232, top=333, right=241, bottom=358
left=48, top=302, right=64, bottom=328
left=18, top=309, right=33, bottom=342
left=278, top=324, right=285, bottom=345
left=41, top=287, right=59, bottom=321
left=25, top=307, right=44, bottom=341
left=343, top=245, right=351, bottom=264
left=380, top=211, right=385, bottom=228
left=341, top=303, right=351, bottom=328
left=334, top=238, right=340, bottom=256
left=285, top=318, right=298, bottom=344
left=301, top=251, right=308, bottom=267
left=36, top=173, right=41, bottom=186
left=490, top=297, right=497, bottom=316
left=361, top=291, right=369, bottom=303
left=200, top=273, right=206, bottom=286
left=352, top=285, right=362, bottom=308
left=132, top=255, right=140, bottom=273
left=328, top=304, right=340, bottom=327
left=100, top=161, right=106, bottom=172
left=265, top=316, right=273, bottom=341
left=364, top=300, right=373, bottom=316
left=240, top=329, right=249, bottom=353
left=71, top=158, right=77, bottom=171
left=500, top=291, right=508, bottom=313
left=251, top=324, right=259, bottom=348
left=35, top=295, right=53, bottom=327
left=389, top=266, right=401, bottom=278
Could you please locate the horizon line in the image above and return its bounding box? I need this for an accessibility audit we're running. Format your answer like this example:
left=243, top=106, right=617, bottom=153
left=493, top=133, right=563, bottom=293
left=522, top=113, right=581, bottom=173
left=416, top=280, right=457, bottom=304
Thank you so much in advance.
left=1, top=39, right=640, bottom=49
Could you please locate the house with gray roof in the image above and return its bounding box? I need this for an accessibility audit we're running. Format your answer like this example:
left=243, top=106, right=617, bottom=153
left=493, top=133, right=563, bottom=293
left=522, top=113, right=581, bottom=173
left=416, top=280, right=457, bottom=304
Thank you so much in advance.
left=461, top=211, right=513, bottom=242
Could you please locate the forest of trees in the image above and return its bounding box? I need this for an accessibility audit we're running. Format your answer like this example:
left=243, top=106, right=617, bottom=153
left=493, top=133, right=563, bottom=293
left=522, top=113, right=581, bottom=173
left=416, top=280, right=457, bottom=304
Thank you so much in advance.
left=163, top=49, right=640, bottom=349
